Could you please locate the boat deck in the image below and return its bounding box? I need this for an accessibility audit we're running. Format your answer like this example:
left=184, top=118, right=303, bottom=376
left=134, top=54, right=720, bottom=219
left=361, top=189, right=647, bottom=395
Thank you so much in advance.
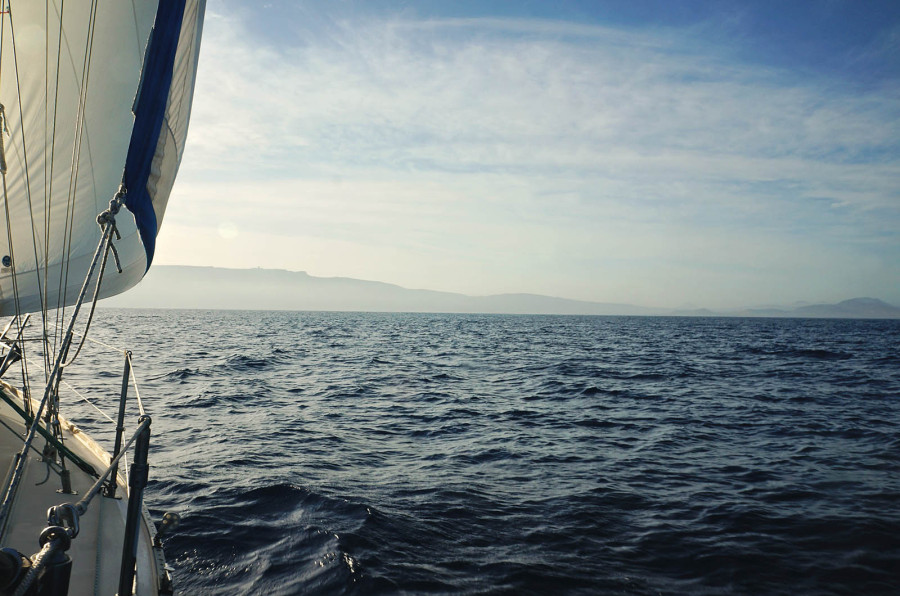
left=0, top=380, right=161, bottom=595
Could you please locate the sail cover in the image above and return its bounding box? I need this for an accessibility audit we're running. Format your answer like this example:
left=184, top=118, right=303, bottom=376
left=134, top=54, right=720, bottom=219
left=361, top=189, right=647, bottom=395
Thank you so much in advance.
left=0, top=0, right=205, bottom=315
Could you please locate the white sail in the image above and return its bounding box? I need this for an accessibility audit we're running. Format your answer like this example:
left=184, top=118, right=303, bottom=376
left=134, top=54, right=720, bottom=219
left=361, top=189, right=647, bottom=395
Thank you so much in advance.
left=0, top=0, right=205, bottom=316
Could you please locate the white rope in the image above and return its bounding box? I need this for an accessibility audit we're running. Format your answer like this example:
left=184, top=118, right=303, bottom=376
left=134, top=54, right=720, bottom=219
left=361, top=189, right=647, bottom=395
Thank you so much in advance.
left=126, top=352, right=146, bottom=416
left=46, top=322, right=149, bottom=416
left=45, top=320, right=122, bottom=353
left=81, top=335, right=122, bottom=353
left=60, top=380, right=115, bottom=424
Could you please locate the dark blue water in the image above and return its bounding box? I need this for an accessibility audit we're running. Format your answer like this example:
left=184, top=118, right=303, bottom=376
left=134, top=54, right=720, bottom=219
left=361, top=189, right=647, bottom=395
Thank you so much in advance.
left=63, top=311, right=899, bottom=595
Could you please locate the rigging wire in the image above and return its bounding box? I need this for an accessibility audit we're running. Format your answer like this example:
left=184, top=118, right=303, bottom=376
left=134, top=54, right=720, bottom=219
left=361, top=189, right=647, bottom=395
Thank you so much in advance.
left=60, top=380, right=115, bottom=424
left=126, top=351, right=146, bottom=417
left=6, top=3, right=51, bottom=354
left=47, top=0, right=68, bottom=367
left=0, top=5, right=38, bottom=414
left=60, top=217, right=118, bottom=369
left=0, top=8, right=26, bottom=371
left=0, top=211, right=118, bottom=532
left=4, top=2, right=54, bottom=405
left=0, top=111, right=29, bottom=399
left=45, top=319, right=120, bottom=353
left=58, top=0, right=100, bottom=359
left=45, top=322, right=149, bottom=418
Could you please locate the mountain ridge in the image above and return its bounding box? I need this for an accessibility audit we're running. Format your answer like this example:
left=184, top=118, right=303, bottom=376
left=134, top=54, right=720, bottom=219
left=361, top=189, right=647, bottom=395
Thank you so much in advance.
left=100, top=266, right=900, bottom=319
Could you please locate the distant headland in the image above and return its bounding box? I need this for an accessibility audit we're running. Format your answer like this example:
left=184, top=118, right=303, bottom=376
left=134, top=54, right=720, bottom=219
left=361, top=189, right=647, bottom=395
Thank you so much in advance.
left=100, top=266, right=900, bottom=319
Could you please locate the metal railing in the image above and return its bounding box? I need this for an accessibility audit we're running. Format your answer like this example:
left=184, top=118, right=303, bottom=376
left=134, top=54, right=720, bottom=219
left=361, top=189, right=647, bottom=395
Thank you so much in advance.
left=0, top=317, right=168, bottom=595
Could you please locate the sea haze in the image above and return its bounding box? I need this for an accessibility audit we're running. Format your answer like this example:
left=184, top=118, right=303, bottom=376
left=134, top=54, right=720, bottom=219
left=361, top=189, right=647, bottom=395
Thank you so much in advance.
left=62, top=310, right=899, bottom=595
left=101, top=266, right=900, bottom=318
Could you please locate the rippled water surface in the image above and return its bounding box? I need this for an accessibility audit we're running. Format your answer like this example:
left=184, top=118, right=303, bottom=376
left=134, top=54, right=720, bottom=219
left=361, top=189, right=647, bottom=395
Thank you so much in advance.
left=59, top=310, right=900, bottom=595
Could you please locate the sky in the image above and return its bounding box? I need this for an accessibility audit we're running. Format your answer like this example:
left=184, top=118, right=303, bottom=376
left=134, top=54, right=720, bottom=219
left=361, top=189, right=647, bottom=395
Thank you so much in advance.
left=154, top=0, right=900, bottom=309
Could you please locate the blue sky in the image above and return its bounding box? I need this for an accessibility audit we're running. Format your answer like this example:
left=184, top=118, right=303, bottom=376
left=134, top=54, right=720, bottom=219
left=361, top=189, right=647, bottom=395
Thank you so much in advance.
left=157, top=0, right=900, bottom=308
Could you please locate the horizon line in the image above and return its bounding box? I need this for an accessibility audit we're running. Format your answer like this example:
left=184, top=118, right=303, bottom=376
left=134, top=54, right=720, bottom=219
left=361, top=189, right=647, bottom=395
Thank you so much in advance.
left=144, top=264, right=899, bottom=312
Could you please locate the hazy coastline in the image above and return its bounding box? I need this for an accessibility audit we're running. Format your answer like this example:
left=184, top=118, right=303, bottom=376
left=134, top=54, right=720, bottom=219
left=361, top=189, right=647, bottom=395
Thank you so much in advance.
left=101, top=266, right=900, bottom=319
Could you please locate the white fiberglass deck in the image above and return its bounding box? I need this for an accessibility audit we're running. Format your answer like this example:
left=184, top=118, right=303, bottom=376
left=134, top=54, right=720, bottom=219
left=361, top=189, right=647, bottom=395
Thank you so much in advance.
left=0, top=379, right=160, bottom=595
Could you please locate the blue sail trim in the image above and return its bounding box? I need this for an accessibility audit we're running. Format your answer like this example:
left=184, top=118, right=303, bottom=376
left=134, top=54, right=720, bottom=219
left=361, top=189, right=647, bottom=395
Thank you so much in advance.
left=122, top=0, right=187, bottom=270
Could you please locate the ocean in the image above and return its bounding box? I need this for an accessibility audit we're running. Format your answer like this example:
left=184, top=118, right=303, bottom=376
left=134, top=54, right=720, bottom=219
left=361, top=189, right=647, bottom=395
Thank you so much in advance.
left=61, top=310, right=899, bottom=595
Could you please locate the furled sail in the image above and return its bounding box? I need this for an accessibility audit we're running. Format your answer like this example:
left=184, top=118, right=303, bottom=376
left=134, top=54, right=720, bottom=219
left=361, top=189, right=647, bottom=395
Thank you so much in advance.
left=0, top=0, right=205, bottom=316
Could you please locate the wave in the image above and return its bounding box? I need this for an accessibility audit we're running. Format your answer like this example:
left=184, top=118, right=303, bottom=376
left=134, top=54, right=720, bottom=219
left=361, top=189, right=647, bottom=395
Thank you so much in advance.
left=741, top=346, right=854, bottom=360
left=65, top=311, right=900, bottom=595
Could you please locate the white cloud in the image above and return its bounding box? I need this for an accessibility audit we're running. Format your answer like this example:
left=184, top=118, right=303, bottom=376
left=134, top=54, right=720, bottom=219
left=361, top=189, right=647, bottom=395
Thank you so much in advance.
left=163, top=10, right=900, bottom=306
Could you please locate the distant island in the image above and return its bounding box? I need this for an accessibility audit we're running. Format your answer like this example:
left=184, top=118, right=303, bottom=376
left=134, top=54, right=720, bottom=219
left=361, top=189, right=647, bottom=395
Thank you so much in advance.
left=100, top=266, right=900, bottom=319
